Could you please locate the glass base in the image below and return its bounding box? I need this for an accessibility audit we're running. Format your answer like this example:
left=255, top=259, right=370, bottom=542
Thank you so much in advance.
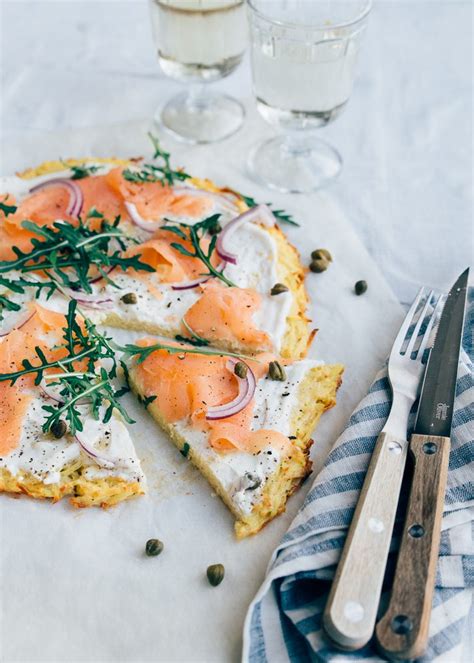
left=156, top=89, right=245, bottom=144
left=248, top=135, right=342, bottom=193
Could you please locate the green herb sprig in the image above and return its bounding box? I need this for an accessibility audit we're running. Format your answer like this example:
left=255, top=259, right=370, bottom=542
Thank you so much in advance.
left=120, top=340, right=245, bottom=365
left=0, top=300, right=133, bottom=434
left=122, top=133, right=191, bottom=187
left=238, top=193, right=298, bottom=227
left=0, top=200, right=17, bottom=216
left=162, top=214, right=236, bottom=288
left=175, top=317, right=210, bottom=347
left=62, top=162, right=103, bottom=180
left=0, top=275, right=57, bottom=322
left=0, top=216, right=154, bottom=294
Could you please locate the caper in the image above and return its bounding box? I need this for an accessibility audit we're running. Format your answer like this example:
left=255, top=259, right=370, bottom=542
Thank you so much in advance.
left=145, top=538, right=164, bottom=557
left=311, top=248, right=332, bottom=262
left=270, top=283, right=289, bottom=296
left=309, top=258, right=329, bottom=273
left=244, top=472, right=261, bottom=490
left=208, top=221, right=222, bottom=235
left=207, top=563, right=225, bottom=586
left=50, top=419, right=67, bottom=439
left=234, top=361, right=248, bottom=379
left=268, top=360, right=286, bottom=381
left=121, top=292, right=137, bottom=305
left=354, top=280, right=368, bottom=296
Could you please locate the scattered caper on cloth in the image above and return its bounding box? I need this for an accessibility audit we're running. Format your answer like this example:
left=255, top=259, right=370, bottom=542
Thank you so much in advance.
left=270, top=283, right=289, bottom=295
left=311, top=248, right=332, bottom=262
left=145, top=539, right=164, bottom=557
left=354, top=280, right=368, bottom=296
left=309, top=248, right=332, bottom=273
left=207, top=564, right=225, bottom=586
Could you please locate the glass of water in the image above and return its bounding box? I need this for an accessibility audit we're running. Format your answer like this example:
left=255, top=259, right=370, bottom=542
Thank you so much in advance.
left=247, top=0, right=372, bottom=192
left=149, top=0, right=247, bottom=144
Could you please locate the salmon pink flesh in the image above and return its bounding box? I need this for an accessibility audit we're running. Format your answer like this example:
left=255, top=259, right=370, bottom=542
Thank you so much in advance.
left=29, top=178, right=83, bottom=218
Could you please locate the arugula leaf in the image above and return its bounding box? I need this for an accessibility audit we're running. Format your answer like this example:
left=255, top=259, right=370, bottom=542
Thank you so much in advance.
left=0, top=217, right=153, bottom=294
left=0, top=296, right=21, bottom=322
left=67, top=163, right=103, bottom=180
left=162, top=214, right=236, bottom=288
left=122, top=133, right=191, bottom=187
left=239, top=193, right=299, bottom=227
left=0, top=275, right=57, bottom=321
left=122, top=168, right=160, bottom=184
left=0, top=200, right=17, bottom=216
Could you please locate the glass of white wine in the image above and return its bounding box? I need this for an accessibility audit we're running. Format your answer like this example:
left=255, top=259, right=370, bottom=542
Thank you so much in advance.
left=247, top=0, right=372, bottom=192
left=149, top=0, right=247, bottom=144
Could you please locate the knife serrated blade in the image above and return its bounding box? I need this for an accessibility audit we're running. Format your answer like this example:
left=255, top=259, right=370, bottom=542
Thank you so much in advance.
left=414, top=267, right=469, bottom=437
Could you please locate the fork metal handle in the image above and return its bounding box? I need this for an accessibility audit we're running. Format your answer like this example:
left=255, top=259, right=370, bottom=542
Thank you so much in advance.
left=323, top=431, right=408, bottom=650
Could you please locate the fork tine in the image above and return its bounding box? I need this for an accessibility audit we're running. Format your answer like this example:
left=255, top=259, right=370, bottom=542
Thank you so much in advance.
left=416, top=295, right=443, bottom=359
left=405, top=289, right=434, bottom=357
left=391, top=288, right=425, bottom=358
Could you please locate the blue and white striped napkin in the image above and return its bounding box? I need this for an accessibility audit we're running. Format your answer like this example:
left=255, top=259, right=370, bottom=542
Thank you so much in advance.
left=243, top=291, right=473, bottom=662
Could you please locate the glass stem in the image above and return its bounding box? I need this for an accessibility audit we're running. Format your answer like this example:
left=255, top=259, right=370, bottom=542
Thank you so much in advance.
left=185, top=82, right=210, bottom=112
left=281, top=132, right=313, bottom=159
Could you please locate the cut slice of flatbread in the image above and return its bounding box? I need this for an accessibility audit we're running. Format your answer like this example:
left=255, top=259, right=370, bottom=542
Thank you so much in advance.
left=0, top=303, right=145, bottom=508
left=1, top=159, right=311, bottom=359
left=127, top=342, right=343, bottom=537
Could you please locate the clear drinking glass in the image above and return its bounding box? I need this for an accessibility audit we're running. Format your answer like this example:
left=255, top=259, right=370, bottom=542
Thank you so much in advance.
left=247, top=0, right=372, bottom=192
left=149, top=0, right=247, bottom=144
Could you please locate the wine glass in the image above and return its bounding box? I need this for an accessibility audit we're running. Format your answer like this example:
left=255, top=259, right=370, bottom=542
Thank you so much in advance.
left=247, top=0, right=372, bottom=192
left=149, top=0, right=247, bottom=144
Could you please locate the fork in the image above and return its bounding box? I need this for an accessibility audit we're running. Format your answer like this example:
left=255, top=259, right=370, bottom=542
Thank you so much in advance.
left=323, top=288, right=441, bottom=651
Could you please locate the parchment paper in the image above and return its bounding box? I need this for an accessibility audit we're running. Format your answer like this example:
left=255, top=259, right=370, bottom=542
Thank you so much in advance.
left=0, top=119, right=403, bottom=663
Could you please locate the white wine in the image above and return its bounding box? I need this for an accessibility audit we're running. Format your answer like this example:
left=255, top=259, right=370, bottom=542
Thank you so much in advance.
left=150, top=0, right=247, bottom=82
left=251, top=36, right=360, bottom=129
left=248, top=0, right=369, bottom=130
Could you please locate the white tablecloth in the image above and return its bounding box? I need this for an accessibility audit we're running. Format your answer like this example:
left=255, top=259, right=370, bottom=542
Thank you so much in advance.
left=0, top=2, right=472, bottom=662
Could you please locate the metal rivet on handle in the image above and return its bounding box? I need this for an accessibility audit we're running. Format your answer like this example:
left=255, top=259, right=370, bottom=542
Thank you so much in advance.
left=387, top=441, right=402, bottom=454
left=343, top=601, right=364, bottom=623
left=408, top=523, right=425, bottom=538
left=368, top=517, right=385, bottom=533
left=423, top=442, right=438, bottom=455
left=391, top=614, right=413, bottom=635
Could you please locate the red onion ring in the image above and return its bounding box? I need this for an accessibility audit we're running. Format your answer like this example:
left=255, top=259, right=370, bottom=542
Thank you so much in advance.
left=125, top=202, right=161, bottom=233
left=75, top=432, right=116, bottom=470
left=171, top=261, right=227, bottom=291
left=29, top=178, right=83, bottom=218
left=216, top=205, right=276, bottom=265
left=0, top=309, right=36, bottom=337
left=206, top=358, right=256, bottom=421
left=39, top=379, right=63, bottom=403
left=63, top=289, right=114, bottom=309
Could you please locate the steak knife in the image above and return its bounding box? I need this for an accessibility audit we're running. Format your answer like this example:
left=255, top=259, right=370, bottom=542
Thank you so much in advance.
left=375, top=268, right=469, bottom=660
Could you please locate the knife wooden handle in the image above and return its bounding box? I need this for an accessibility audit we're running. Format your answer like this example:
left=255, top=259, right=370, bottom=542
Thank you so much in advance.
left=375, top=433, right=450, bottom=660
left=323, top=431, right=408, bottom=650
